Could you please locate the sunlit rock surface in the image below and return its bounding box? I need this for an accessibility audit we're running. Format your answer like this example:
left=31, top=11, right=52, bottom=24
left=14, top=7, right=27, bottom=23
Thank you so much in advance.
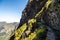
left=0, top=22, right=19, bottom=40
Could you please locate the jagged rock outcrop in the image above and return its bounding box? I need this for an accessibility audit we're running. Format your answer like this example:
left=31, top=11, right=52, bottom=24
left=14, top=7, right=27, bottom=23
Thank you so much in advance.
left=10, top=0, right=60, bottom=40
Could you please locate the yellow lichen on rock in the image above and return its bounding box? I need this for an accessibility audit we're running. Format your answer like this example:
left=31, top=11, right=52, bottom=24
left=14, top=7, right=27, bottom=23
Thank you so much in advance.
left=35, top=7, right=45, bottom=18
left=45, top=0, right=52, bottom=8
left=24, top=28, right=45, bottom=40
left=28, top=19, right=36, bottom=24
left=14, top=23, right=27, bottom=40
left=13, top=0, right=52, bottom=40
left=28, top=18, right=36, bottom=27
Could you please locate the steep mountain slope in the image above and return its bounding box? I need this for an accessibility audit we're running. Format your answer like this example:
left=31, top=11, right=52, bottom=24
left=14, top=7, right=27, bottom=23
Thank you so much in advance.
left=10, top=0, right=60, bottom=40
left=0, top=22, right=19, bottom=40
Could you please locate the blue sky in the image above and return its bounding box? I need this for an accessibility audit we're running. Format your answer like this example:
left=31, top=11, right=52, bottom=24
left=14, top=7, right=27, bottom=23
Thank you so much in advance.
left=0, top=0, right=28, bottom=23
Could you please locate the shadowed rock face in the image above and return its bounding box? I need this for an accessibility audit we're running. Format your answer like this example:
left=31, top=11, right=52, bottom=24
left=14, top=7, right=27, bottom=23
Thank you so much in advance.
left=43, top=2, right=60, bottom=40
left=10, top=0, right=60, bottom=40
left=19, top=0, right=47, bottom=26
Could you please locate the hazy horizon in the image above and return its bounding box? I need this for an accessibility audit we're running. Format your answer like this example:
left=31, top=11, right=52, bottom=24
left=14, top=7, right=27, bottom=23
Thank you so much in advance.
left=0, top=0, right=28, bottom=23
left=0, top=21, right=19, bottom=23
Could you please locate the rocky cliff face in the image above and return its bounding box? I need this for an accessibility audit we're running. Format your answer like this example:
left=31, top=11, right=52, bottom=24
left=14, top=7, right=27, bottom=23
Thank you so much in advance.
left=10, top=0, right=60, bottom=40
